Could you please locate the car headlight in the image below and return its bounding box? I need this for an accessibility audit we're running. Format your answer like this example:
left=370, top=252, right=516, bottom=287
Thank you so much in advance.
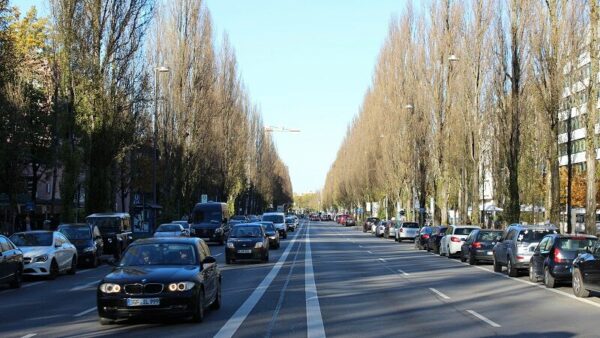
left=83, top=246, right=96, bottom=253
left=33, top=254, right=48, bottom=263
left=99, top=283, right=121, bottom=293
left=269, top=236, right=276, bottom=240
left=227, top=242, right=235, bottom=249
left=167, top=282, right=195, bottom=292
left=255, top=242, right=264, bottom=248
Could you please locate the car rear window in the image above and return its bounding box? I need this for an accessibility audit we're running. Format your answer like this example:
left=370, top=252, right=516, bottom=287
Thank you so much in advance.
left=518, top=229, right=557, bottom=242
left=557, top=238, right=597, bottom=252
left=403, top=223, right=419, bottom=228
left=478, top=231, right=501, bottom=241
left=454, top=227, right=477, bottom=235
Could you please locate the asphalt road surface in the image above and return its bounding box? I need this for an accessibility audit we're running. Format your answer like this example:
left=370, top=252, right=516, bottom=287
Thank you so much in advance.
left=2, top=220, right=600, bottom=338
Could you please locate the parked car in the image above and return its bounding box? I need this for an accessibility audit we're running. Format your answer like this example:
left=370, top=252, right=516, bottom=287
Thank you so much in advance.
left=337, top=214, right=349, bottom=224
left=572, top=240, right=600, bottom=297
left=247, top=215, right=261, bottom=222
left=375, top=220, right=387, bottom=237
left=225, top=224, right=269, bottom=264
left=384, top=221, right=396, bottom=239
left=97, top=237, right=220, bottom=324
left=415, top=226, right=435, bottom=250
left=154, top=223, right=188, bottom=238
left=58, top=223, right=104, bottom=267
left=10, top=231, right=78, bottom=279
left=260, top=222, right=280, bottom=249
left=344, top=216, right=356, bottom=227
left=493, top=224, right=557, bottom=277
left=87, top=213, right=132, bottom=260
left=529, top=234, right=597, bottom=288
left=285, top=217, right=297, bottom=232
left=459, top=229, right=503, bottom=264
left=363, top=217, right=380, bottom=233
left=395, top=222, right=420, bottom=242
left=439, top=225, right=480, bottom=257
left=0, top=235, right=23, bottom=288
left=427, top=226, right=448, bottom=254
left=262, top=212, right=287, bottom=239
left=310, top=214, right=321, bottom=222
left=190, top=202, right=231, bottom=245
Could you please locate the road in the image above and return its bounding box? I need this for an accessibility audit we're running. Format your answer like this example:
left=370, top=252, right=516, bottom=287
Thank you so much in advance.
left=2, top=220, right=600, bottom=337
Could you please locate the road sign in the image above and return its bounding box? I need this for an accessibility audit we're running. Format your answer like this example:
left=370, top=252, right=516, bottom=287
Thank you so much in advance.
left=201, top=194, right=208, bottom=203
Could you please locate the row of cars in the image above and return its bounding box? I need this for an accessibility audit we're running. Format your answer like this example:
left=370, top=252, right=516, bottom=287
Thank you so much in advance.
left=364, top=219, right=600, bottom=298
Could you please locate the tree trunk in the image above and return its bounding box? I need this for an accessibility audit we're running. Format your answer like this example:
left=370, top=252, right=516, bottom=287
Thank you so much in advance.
left=586, top=0, right=599, bottom=235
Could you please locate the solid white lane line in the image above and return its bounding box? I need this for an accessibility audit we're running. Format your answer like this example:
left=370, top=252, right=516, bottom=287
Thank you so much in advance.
left=466, top=310, right=501, bottom=328
left=20, top=334, right=37, bottom=338
left=74, top=306, right=96, bottom=317
left=213, top=225, right=304, bottom=338
left=429, top=288, right=450, bottom=300
left=305, top=222, right=326, bottom=338
left=359, top=245, right=363, bottom=248
left=367, top=251, right=373, bottom=254
left=22, top=281, right=45, bottom=288
left=378, top=258, right=387, bottom=263
left=397, top=269, right=410, bottom=277
left=213, top=253, right=223, bottom=257
left=70, top=279, right=100, bottom=291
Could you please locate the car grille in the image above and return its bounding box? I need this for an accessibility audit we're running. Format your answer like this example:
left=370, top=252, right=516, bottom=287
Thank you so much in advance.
left=23, top=257, right=32, bottom=264
left=124, top=283, right=164, bottom=295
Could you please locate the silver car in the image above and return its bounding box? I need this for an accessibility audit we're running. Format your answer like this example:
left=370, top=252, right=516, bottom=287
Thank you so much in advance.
left=395, top=222, right=419, bottom=242
left=153, top=223, right=188, bottom=237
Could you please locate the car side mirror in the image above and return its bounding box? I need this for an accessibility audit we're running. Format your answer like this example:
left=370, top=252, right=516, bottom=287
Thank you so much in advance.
left=202, top=256, right=216, bottom=267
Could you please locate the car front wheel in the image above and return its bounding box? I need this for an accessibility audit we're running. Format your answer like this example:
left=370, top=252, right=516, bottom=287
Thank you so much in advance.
left=9, top=266, right=22, bottom=288
left=210, top=280, right=221, bottom=310
left=573, top=269, right=590, bottom=298
left=68, top=256, right=77, bottom=275
left=48, top=259, right=59, bottom=280
left=192, top=290, right=205, bottom=322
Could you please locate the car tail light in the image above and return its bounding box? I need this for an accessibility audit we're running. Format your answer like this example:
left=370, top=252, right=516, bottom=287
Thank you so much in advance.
left=471, top=242, right=482, bottom=249
left=422, top=234, right=430, bottom=239
left=450, top=236, right=461, bottom=242
left=516, top=255, right=525, bottom=260
left=553, top=248, right=566, bottom=263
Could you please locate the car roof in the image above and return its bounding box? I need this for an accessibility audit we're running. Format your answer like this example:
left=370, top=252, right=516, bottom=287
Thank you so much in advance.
left=450, top=225, right=481, bottom=228
left=508, top=224, right=557, bottom=230
left=133, top=237, right=202, bottom=245
left=546, top=233, right=597, bottom=239
left=235, top=223, right=263, bottom=227
left=58, top=223, right=88, bottom=227
left=87, top=212, right=130, bottom=218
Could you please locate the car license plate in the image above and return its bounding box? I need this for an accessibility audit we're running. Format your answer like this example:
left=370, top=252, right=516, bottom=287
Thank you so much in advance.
left=127, top=298, right=160, bottom=307
left=238, top=249, right=252, bottom=254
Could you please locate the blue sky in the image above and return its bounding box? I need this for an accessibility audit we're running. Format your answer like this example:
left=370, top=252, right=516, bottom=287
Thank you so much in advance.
left=15, top=0, right=409, bottom=194
left=205, top=0, right=408, bottom=194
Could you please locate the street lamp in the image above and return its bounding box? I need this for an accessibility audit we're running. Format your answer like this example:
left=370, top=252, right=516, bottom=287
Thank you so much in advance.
left=153, top=66, right=170, bottom=205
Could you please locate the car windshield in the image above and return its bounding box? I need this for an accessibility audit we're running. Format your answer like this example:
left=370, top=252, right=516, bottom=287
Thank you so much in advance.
left=557, top=238, right=597, bottom=252
left=172, top=221, right=190, bottom=229
left=454, top=227, right=477, bottom=235
left=263, top=223, right=275, bottom=231
left=478, top=231, right=501, bottom=241
left=88, top=217, right=121, bottom=233
left=119, top=243, right=197, bottom=266
left=157, top=224, right=181, bottom=232
left=518, top=229, right=557, bottom=242
left=262, top=215, right=284, bottom=223
left=285, top=218, right=294, bottom=223
left=59, top=226, right=91, bottom=240
left=230, top=226, right=262, bottom=238
left=10, top=233, right=53, bottom=247
left=403, top=223, right=419, bottom=228
left=192, top=210, right=221, bottom=223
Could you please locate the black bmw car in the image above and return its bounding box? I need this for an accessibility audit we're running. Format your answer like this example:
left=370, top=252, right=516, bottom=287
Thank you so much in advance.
left=225, top=224, right=269, bottom=264
left=96, top=237, right=221, bottom=324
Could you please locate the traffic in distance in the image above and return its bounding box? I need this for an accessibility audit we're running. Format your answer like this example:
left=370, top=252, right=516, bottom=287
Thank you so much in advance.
left=4, top=210, right=600, bottom=337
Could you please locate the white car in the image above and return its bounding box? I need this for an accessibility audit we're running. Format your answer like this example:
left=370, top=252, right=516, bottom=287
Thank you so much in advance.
left=439, top=225, right=480, bottom=257
left=154, top=223, right=188, bottom=237
left=395, top=222, right=420, bottom=242
left=375, top=221, right=386, bottom=237
left=9, top=231, right=78, bottom=279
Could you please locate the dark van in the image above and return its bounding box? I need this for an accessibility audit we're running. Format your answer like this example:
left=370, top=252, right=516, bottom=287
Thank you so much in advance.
left=86, top=213, right=132, bottom=260
left=190, top=202, right=230, bottom=245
